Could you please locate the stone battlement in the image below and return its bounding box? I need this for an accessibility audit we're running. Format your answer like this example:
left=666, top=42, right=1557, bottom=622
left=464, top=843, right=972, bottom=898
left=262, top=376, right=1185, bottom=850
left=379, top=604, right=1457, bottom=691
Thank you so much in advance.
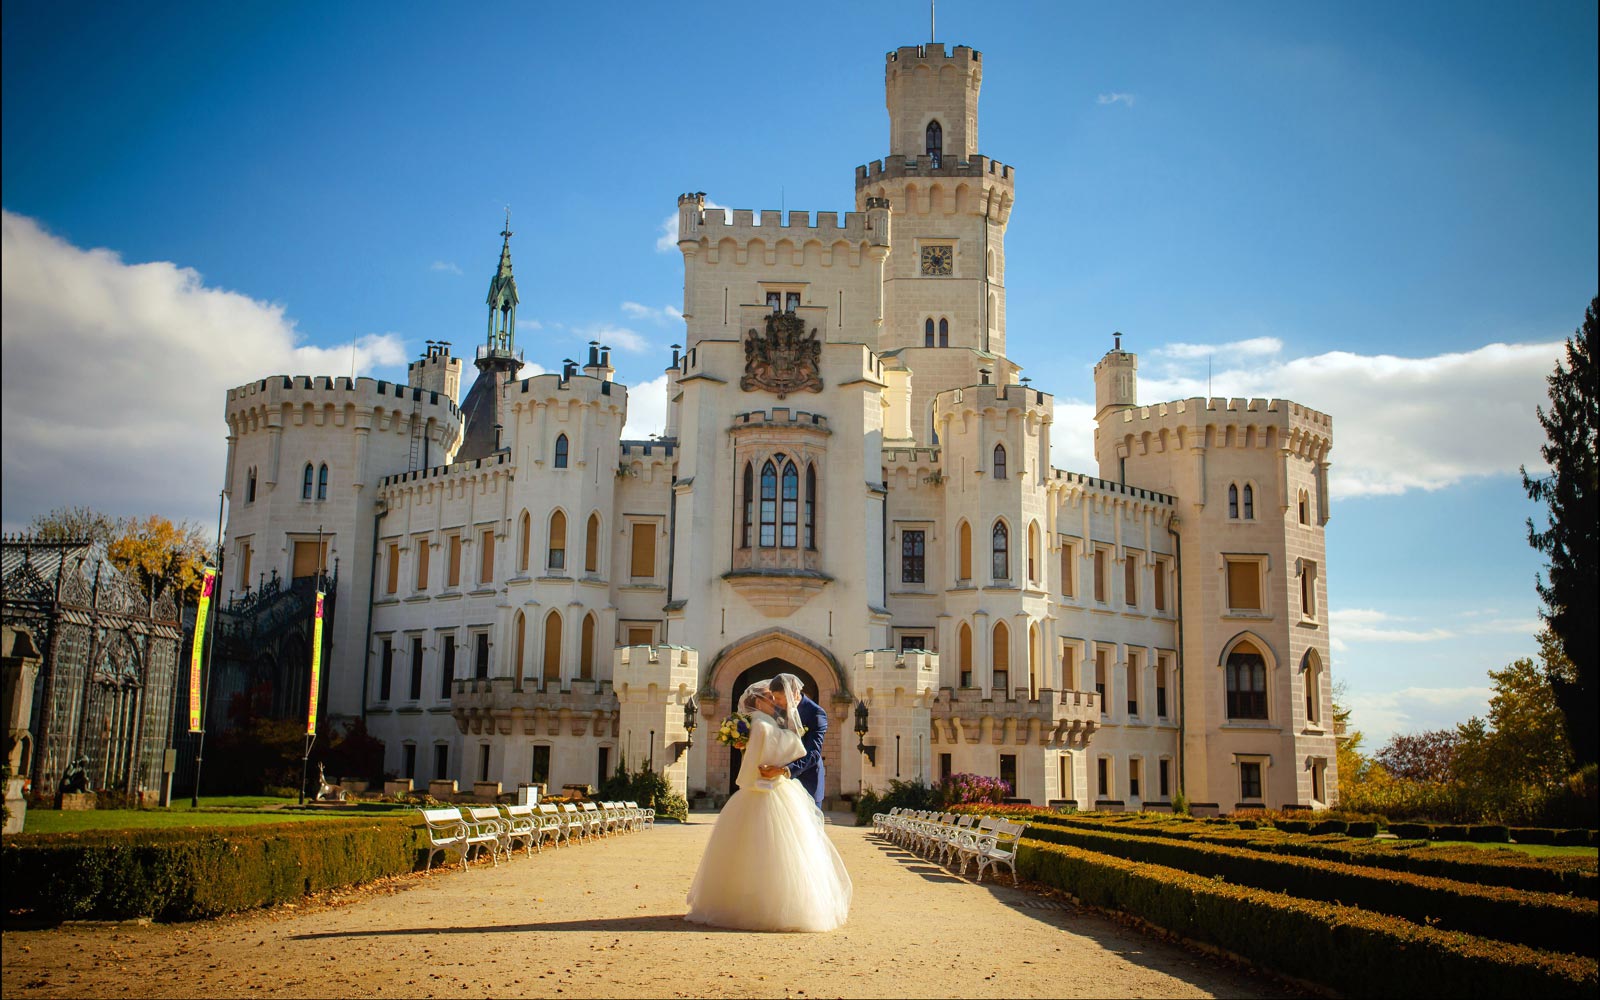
left=1115, top=396, right=1331, bottom=429
left=509, top=370, right=627, bottom=405
left=227, top=374, right=461, bottom=418
left=854, top=153, right=1014, bottom=188
left=886, top=42, right=981, bottom=68
left=377, top=450, right=510, bottom=489
left=934, top=381, right=1052, bottom=417
left=730, top=409, right=831, bottom=433
left=1048, top=468, right=1174, bottom=506
left=677, top=199, right=889, bottom=252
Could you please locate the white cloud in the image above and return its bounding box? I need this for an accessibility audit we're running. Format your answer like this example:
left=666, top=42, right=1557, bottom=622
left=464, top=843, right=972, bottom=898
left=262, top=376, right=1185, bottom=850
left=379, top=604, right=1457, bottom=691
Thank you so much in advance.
left=1132, top=340, right=1566, bottom=497
left=1097, top=92, right=1136, bottom=107
left=429, top=260, right=462, bottom=275
left=621, top=374, right=670, bottom=440
left=516, top=362, right=548, bottom=381
left=0, top=210, right=411, bottom=530
left=586, top=324, right=651, bottom=354
left=1327, top=608, right=1455, bottom=650
left=620, top=301, right=684, bottom=324
left=1050, top=399, right=1101, bottom=475
left=1345, top=685, right=1493, bottom=745
left=1153, top=337, right=1283, bottom=360
left=656, top=197, right=728, bottom=253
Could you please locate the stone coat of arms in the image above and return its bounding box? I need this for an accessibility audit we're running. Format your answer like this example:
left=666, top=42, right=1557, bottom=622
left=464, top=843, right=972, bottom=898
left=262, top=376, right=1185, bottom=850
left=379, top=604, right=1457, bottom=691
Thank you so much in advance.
left=741, top=312, right=823, bottom=398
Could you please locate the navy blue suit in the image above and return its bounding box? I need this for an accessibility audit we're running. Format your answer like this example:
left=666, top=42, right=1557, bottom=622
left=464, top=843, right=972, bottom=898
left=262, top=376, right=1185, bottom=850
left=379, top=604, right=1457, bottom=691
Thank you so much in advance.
left=784, top=696, right=828, bottom=807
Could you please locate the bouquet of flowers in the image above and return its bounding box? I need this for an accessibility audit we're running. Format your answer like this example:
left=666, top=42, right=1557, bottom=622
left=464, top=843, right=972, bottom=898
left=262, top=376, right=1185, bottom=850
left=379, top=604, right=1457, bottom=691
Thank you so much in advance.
left=715, top=712, right=752, bottom=750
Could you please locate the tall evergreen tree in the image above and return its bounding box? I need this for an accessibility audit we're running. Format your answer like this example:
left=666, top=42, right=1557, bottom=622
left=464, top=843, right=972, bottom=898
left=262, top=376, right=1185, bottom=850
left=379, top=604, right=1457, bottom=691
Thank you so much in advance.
left=1521, top=296, right=1599, bottom=766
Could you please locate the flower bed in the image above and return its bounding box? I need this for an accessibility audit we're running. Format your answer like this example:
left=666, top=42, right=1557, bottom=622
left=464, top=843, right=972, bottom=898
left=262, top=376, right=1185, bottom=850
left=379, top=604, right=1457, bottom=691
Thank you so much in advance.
left=1, top=817, right=427, bottom=921
left=1018, top=839, right=1597, bottom=997
left=1020, top=821, right=1596, bottom=954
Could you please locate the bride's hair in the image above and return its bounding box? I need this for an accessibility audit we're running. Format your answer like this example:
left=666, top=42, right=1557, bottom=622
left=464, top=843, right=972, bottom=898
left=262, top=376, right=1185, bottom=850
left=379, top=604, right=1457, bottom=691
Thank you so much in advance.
left=738, top=674, right=804, bottom=732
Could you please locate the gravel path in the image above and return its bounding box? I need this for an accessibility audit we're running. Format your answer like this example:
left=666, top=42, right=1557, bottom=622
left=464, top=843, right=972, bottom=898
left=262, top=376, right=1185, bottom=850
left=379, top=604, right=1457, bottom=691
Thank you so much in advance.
left=1, top=813, right=1291, bottom=998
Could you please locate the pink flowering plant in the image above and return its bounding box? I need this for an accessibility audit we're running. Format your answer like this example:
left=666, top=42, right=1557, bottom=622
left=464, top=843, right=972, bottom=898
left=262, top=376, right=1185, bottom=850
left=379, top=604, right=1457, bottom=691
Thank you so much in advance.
left=936, top=772, right=1011, bottom=807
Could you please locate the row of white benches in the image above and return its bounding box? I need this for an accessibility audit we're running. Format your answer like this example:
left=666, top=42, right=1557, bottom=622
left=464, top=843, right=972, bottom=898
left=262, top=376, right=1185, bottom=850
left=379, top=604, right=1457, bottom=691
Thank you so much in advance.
left=420, top=800, right=655, bottom=870
left=872, top=807, right=1026, bottom=885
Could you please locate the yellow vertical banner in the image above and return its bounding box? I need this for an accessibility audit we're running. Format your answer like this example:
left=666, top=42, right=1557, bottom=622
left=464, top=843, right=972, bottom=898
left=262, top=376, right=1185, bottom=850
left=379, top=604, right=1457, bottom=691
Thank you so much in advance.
left=188, top=568, right=216, bottom=732
left=307, top=591, right=325, bottom=735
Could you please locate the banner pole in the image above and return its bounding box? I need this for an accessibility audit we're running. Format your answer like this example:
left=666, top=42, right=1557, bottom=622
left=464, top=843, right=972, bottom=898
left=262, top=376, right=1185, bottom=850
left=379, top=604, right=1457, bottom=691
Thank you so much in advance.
left=191, top=489, right=225, bottom=808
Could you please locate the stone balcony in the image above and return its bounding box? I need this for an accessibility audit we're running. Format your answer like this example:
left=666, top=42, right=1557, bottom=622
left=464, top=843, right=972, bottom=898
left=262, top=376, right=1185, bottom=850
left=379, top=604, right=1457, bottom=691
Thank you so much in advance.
left=450, top=677, right=619, bottom=738
left=930, top=687, right=1100, bottom=748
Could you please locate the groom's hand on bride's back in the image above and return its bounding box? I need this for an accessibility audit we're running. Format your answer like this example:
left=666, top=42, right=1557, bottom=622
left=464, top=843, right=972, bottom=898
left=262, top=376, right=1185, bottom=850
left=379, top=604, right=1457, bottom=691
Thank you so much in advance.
left=758, top=764, right=786, bottom=779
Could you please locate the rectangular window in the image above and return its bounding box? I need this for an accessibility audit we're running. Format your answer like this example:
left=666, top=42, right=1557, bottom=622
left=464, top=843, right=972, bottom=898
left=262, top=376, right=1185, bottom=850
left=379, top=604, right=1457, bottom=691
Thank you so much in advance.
left=292, top=539, right=328, bottom=581
left=939, top=753, right=953, bottom=783
left=1124, top=554, right=1138, bottom=608
left=598, top=746, right=611, bottom=784
left=440, top=636, right=456, bottom=699
left=384, top=542, right=400, bottom=595
left=627, top=626, right=655, bottom=647
left=1240, top=761, right=1263, bottom=800
left=1061, top=644, right=1077, bottom=690
left=1312, top=758, right=1326, bottom=802
left=1096, top=757, right=1109, bottom=798
left=1159, top=759, right=1170, bottom=798
left=1129, top=758, right=1142, bottom=799
left=433, top=744, right=449, bottom=782
left=238, top=541, right=253, bottom=591
left=379, top=638, right=393, bottom=701
left=414, top=537, right=430, bottom=591
left=1126, top=650, right=1140, bottom=717
left=403, top=744, right=416, bottom=780
left=1156, top=657, right=1169, bottom=718
left=531, top=745, right=551, bottom=785
left=1060, top=541, right=1076, bottom=598
left=899, top=635, right=927, bottom=653
left=478, top=744, right=491, bottom=782
left=630, top=522, right=656, bottom=579
left=901, top=530, right=926, bottom=584
left=1153, top=558, right=1167, bottom=612
left=999, top=754, right=1017, bottom=797
left=1301, top=561, right=1317, bottom=618
left=447, top=535, right=462, bottom=588
left=1227, top=559, right=1262, bottom=612
left=409, top=636, right=423, bottom=701
left=1095, top=649, right=1108, bottom=714
left=474, top=632, right=490, bottom=680
left=479, top=528, right=495, bottom=584
left=1093, top=548, right=1107, bottom=603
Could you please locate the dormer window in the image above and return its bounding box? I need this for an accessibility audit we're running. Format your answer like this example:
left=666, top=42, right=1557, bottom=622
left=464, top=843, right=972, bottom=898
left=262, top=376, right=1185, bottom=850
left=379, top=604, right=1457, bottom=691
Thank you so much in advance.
left=926, top=120, right=943, bottom=168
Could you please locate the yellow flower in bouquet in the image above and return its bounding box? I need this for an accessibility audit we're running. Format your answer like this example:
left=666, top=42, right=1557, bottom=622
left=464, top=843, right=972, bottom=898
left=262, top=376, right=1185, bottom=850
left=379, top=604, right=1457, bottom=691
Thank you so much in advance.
left=715, top=713, right=752, bottom=750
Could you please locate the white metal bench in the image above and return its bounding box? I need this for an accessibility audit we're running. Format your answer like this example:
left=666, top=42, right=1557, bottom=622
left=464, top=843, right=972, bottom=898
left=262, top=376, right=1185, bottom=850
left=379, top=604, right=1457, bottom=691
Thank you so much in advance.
left=500, top=803, right=538, bottom=855
left=970, top=819, right=1026, bottom=885
left=578, top=801, right=606, bottom=839
left=538, top=803, right=569, bottom=847
left=466, top=805, right=510, bottom=865
left=560, top=803, right=590, bottom=842
left=421, top=807, right=471, bottom=870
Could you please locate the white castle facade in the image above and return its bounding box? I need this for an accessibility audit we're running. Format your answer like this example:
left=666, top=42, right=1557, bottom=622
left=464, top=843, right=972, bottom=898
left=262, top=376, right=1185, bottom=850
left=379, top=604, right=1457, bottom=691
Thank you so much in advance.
left=220, top=42, right=1337, bottom=813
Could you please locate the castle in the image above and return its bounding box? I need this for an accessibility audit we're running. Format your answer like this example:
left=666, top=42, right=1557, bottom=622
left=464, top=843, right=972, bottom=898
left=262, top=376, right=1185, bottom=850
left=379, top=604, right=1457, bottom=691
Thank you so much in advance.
left=219, top=42, right=1337, bottom=813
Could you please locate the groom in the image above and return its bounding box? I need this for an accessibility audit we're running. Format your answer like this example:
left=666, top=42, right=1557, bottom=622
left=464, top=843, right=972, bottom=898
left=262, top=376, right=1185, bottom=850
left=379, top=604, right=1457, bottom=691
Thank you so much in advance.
left=759, top=674, right=827, bottom=807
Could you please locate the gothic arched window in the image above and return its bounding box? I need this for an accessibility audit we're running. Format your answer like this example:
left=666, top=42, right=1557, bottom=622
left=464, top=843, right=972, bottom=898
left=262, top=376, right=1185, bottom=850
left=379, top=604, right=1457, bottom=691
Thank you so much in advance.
left=1226, top=642, right=1268, bottom=719
left=925, top=318, right=935, bottom=348
left=1243, top=483, right=1255, bottom=520
left=246, top=467, right=257, bottom=504
left=302, top=463, right=314, bottom=500
left=547, top=510, right=567, bottom=571
left=992, top=520, right=1010, bottom=580
left=938, top=318, right=949, bottom=347
left=741, top=462, right=754, bottom=548
left=554, top=434, right=569, bottom=469
left=780, top=460, right=800, bottom=547
left=926, top=120, right=943, bottom=167
left=1228, top=483, right=1240, bottom=519
left=317, top=463, right=329, bottom=501
left=993, top=444, right=1008, bottom=479
left=759, top=460, right=778, bottom=547
left=804, top=464, right=817, bottom=550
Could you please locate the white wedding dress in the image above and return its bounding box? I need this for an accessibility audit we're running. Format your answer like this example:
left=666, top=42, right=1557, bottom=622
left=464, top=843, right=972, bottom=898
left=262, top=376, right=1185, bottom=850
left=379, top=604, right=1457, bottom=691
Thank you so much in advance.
left=685, top=714, right=853, bottom=932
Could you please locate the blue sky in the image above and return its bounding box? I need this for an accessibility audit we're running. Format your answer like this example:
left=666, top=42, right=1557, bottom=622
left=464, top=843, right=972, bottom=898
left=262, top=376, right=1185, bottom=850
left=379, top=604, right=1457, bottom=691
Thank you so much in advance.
left=3, top=1, right=1595, bottom=745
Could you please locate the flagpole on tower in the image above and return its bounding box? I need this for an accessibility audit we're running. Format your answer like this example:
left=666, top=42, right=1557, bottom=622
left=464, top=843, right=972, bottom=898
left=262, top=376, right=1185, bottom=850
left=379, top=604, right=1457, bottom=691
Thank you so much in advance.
left=931, top=0, right=936, bottom=42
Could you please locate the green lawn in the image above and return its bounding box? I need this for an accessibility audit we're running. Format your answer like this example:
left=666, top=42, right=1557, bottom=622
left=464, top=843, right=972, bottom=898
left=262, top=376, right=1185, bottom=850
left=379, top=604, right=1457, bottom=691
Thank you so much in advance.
left=1422, top=839, right=1598, bottom=860
left=19, top=799, right=418, bottom=835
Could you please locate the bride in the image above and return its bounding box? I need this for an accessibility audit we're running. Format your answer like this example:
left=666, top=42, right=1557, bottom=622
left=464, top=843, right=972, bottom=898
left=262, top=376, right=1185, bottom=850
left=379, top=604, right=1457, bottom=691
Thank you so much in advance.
left=685, top=675, right=853, bottom=932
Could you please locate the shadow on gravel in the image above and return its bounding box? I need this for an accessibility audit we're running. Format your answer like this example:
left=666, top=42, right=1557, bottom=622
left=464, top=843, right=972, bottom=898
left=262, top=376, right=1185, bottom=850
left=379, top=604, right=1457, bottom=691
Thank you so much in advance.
left=289, top=914, right=761, bottom=939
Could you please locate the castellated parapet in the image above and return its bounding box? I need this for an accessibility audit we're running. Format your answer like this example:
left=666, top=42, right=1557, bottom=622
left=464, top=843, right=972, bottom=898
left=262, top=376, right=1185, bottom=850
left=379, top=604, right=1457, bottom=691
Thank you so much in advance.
left=408, top=343, right=462, bottom=401
left=677, top=194, right=891, bottom=261
left=884, top=43, right=982, bottom=160
left=1105, top=396, right=1332, bottom=460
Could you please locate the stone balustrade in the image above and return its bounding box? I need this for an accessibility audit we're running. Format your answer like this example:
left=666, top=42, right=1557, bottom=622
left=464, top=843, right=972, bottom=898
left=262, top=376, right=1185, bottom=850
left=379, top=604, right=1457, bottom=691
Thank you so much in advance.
left=930, top=687, right=1100, bottom=748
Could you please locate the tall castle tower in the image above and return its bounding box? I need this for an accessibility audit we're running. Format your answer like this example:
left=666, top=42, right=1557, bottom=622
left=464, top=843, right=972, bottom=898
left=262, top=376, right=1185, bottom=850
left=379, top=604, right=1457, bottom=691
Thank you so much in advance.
left=457, top=221, right=524, bottom=461
left=856, top=44, right=1016, bottom=365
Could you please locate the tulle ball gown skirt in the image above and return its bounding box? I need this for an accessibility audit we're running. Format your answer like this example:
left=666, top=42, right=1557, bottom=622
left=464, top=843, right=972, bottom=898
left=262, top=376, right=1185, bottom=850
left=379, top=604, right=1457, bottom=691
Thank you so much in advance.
left=684, top=779, right=853, bottom=932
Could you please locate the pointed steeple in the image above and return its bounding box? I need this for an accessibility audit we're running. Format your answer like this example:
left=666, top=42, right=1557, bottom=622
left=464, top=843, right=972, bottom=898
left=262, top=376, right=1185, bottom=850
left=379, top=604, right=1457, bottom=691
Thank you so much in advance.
left=485, top=209, right=519, bottom=354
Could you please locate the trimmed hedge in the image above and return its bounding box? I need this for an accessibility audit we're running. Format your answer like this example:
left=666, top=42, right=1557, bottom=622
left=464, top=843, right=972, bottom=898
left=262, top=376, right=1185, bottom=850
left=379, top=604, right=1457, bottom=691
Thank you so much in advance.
left=1, top=818, right=426, bottom=921
left=1027, top=813, right=1598, bottom=898
left=1018, top=839, right=1597, bottom=998
left=1020, top=822, right=1597, bottom=954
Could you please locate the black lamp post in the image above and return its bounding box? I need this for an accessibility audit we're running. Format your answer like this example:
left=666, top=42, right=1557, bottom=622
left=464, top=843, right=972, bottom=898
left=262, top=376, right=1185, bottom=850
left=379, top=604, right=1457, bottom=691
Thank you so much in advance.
left=854, top=699, right=877, bottom=766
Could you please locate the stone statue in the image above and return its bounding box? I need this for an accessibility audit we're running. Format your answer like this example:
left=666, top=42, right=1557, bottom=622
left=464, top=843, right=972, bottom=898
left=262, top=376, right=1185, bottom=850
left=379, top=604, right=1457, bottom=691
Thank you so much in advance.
left=60, top=756, right=92, bottom=794
left=314, top=762, right=345, bottom=802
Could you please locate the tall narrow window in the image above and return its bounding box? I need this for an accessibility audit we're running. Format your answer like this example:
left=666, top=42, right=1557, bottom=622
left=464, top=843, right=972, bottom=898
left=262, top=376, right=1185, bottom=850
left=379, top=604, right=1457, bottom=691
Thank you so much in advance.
left=239, top=542, right=252, bottom=591
left=767, top=291, right=782, bottom=313
left=554, top=434, right=569, bottom=469
left=991, top=521, right=1009, bottom=580
left=992, top=621, right=1010, bottom=694
left=1061, top=643, right=1077, bottom=690
left=938, top=318, right=949, bottom=347
left=385, top=542, right=400, bottom=595
left=1243, top=483, right=1255, bottom=519
left=1095, top=648, right=1108, bottom=711
left=379, top=638, right=393, bottom=701
left=1226, top=642, right=1269, bottom=719
left=585, top=513, right=601, bottom=574
left=542, top=611, right=562, bottom=684
left=317, top=463, right=329, bottom=501
left=478, top=744, right=491, bottom=782
left=924, top=318, right=935, bottom=347
left=1156, top=657, right=1169, bottom=718
left=513, top=612, right=526, bottom=687
left=1124, top=553, right=1138, bottom=608
left=475, top=632, right=490, bottom=680
left=409, top=636, right=424, bottom=701
left=1300, top=560, right=1318, bottom=618
left=1153, top=558, right=1167, bottom=612
left=1129, top=758, right=1142, bottom=799
left=518, top=512, right=530, bottom=573
left=580, top=613, right=596, bottom=680
left=925, top=120, right=942, bottom=167
left=414, top=537, right=430, bottom=590
left=741, top=462, right=754, bottom=548
left=958, top=623, right=973, bottom=687
left=780, top=461, right=799, bottom=547
left=1093, top=548, right=1107, bottom=603
left=901, top=529, right=926, bottom=584
left=440, top=636, right=456, bottom=698
left=992, top=444, right=1008, bottom=479
left=548, top=511, right=567, bottom=571
left=1239, top=761, right=1263, bottom=800
left=804, top=464, right=817, bottom=549
left=1126, top=651, right=1140, bottom=717
left=630, top=521, right=656, bottom=579
left=434, top=744, right=449, bottom=782
left=1303, top=651, right=1322, bottom=725
left=302, top=463, right=314, bottom=500
left=479, top=528, right=495, bottom=584
left=531, top=745, right=551, bottom=784
left=1298, top=490, right=1310, bottom=525
left=785, top=291, right=800, bottom=313
left=1027, top=522, right=1040, bottom=584
left=246, top=467, right=257, bottom=503
left=447, top=535, right=462, bottom=588
left=759, top=460, right=778, bottom=546
left=957, top=521, right=972, bottom=580
left=1060, top=541, right=1076, bottom=598
left=1228, top=483, right=1240, bottom=519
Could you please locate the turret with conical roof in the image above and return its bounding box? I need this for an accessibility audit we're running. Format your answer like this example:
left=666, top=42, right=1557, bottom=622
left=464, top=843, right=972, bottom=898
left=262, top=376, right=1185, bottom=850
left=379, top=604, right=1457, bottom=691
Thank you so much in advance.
left=458, top=217, right=526, bottom=462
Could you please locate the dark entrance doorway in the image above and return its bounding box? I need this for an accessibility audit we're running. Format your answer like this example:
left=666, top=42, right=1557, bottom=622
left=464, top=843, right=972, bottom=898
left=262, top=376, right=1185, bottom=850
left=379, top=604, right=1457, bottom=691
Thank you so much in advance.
left=726, top=658, right=819, bottom=797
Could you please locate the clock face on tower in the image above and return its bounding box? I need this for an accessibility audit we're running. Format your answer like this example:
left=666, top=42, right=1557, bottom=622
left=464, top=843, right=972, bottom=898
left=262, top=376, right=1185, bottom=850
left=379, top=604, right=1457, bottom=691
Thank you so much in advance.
left=920, top=244, right=954, bottom=276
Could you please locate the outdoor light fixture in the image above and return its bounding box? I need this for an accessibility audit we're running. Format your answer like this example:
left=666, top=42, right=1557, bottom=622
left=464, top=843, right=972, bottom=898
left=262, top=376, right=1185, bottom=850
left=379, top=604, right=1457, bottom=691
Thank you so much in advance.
left=854, top=698, right=877, bottom=766
left=669, top=695, right=698, bottom=764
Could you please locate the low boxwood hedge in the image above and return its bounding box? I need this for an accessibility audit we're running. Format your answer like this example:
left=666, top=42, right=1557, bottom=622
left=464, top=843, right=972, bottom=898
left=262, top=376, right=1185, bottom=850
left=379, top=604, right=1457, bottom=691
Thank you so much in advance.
left=1, top=818, right=426, bottom=921
left=1018, top=839, right=1597, bottom=998
left=1021, top=822, right=1596, bottom=954
left=1028, top=813, right=1598, bottom=898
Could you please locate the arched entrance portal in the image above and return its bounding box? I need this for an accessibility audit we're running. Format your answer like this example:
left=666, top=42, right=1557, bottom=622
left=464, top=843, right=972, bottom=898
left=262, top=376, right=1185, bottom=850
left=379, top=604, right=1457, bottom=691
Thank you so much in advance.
left=726, top=658, right=820, bottom=798
left=704, top=629, right=848, bottom=808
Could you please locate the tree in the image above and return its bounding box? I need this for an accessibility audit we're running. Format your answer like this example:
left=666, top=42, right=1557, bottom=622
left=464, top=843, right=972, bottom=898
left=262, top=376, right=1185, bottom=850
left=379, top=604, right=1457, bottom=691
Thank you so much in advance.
left=27, top=506, right=116, bottom=547
left=1374, top=729, right=1460, bottom=783
left=1452, top=657, right=1573, bottom=792
left=1522, top=295, right=1599, bottom=766
left=104, top=515, right=212, bottom=605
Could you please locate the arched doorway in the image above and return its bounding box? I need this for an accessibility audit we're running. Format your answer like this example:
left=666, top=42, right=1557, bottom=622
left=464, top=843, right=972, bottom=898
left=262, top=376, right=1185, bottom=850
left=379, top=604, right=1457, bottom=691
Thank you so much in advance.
left=703, top=629, right=847, bottom=807
left=726, top=658, right=820, bottom=798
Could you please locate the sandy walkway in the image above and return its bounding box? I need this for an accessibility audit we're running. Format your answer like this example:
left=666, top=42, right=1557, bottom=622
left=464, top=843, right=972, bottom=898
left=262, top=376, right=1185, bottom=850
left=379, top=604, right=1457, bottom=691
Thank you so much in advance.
left=1, top=814, right=1290, bottom=998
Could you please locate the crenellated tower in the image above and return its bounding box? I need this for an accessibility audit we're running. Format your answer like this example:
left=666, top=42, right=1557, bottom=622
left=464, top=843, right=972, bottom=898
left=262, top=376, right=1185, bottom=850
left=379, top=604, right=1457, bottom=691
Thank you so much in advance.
left=458, top=220, right=527, bottom=462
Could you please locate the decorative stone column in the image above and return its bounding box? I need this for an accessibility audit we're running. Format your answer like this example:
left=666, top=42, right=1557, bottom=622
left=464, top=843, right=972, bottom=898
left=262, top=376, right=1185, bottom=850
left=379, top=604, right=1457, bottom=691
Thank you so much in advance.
left=2, top=625, right=44, bottom=833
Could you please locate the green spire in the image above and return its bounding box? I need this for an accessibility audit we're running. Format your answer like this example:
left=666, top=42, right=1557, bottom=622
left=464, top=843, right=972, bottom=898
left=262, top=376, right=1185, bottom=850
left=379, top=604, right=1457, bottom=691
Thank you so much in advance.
left=485, top=210, right=519, bottom=353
